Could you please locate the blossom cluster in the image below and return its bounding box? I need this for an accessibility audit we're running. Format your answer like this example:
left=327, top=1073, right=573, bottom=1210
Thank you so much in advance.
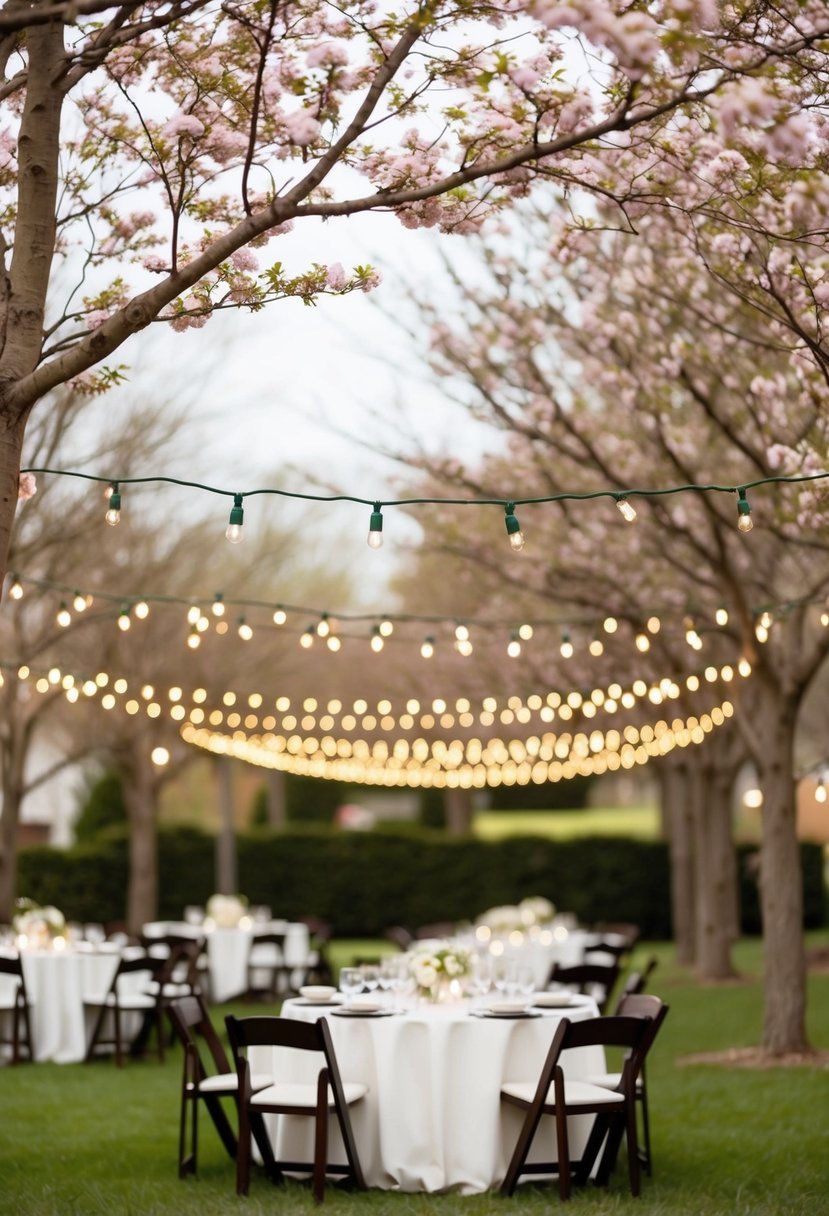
left=408, top=941, right=472, bottom=994
left=205, top=893, right=248, bottom=928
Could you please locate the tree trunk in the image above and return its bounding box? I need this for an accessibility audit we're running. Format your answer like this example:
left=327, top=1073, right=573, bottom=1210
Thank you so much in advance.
left=755, top=707, right=809, bottom=1054
left=267, top=769, right=286, bottom=829
left=0, top=412, right=26, bottom=605
left=659, top=756, right=695, bottom=966
left=692, top=761, right=738, bottom=981
left=0, top=720, right=26, bottom=921
left=444, top=787, right=473, bottom=835
left=215, top=756, right=237, bottom=894
left=121, top=742, right=159, bottom=934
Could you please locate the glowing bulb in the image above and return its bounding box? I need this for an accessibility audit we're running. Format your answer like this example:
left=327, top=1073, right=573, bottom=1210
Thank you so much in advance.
left=589, top=638, right=604, bottom=657
left=105, top=484, right=121, bottom=526
left=225, top=494, right=244, bottom=543
left=715, top=606, right=729, bottom=627
left=317, top=615, right=330, bottom=638
left=238, top=618, right=253, bottom=641
left=73, top=592, right=87, bottom=612
left=327, top=635, right=341, bottom=652
left=151, top=747, right=170, bottom=767
left=212, top=594, right=225, bottom=617
left=736, top=488, right=753, bottom=532
left=603, top=617, right=617, bottom=634
left=507, top=633, right=522, bottom=658
left=635, top=632, right=650, bottom=652
left=117, top=607, right=131, bottom=631
left=370, top=627, right=384, bottom=653
left=300, top=627, right=315, bottom=649
left=759, top=611, right=773, bottom=629
left=455, top=623, right=469, bottom=642
left=187, top=628, right=200, bottom=649
left=560, top=634, right=574, bottom=659
left=456, top=638, right=473, bottom=656
left=816, top=780, right=827, bottom=804
left=56, top=603, right=72, bottom=628
left=615, top=496, right=637, bottom=522
left=9, top=575, right=23, bottom=600
left=504, top=504, right=525, bottom=551
left=421, top=636, right=434, bottom=659
left=518, top=623, right=534, bottom=640
left=368, top=504, right=384, bottom=549
left=379, top=619, right=394, bottom=637
left=273, top=607, right=287, bottom=625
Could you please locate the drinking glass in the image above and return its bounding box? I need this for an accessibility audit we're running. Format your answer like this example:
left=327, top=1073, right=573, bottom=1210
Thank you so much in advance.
left=494, top=960, right=519, bottom=999
left=338, top=967, right=363, bottom=1007
left=516, top=965, right=535, bottom=1002
left=360, top=963, right=380, bottom=994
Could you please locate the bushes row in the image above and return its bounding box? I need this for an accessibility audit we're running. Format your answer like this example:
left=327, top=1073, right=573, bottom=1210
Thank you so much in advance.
left=17, top=826, right=826, bottom=938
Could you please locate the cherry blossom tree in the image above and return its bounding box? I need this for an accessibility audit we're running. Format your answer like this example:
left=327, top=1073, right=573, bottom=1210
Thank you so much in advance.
left=390, top=200, right=829, bottom=1055
left=2, top=0, right=829, bottom=591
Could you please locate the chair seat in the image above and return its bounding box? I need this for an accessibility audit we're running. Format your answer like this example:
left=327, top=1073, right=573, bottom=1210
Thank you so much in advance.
left=252, top=1080, right=368, bottom=1110
left=587, top=1070, right=643, bottom=1094
left=198, top=1071, right=273, bottom=1095
left=84, top=991, right=157, bottom=1010
left=501, top=1077, right=626, bottom=1108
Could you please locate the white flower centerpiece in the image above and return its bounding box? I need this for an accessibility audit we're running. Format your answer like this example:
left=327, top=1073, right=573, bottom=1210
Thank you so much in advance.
left=475, top=896, right=556, bottom=943
left=13, top=898, right=66, bottom=949
left=205, top=893, right=249, bottom=928
left=408, top=941, right=472, bottom=1002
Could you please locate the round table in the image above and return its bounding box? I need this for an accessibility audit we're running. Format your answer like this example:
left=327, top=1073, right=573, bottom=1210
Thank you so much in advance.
left=256, top=994, right=602, bottom=1193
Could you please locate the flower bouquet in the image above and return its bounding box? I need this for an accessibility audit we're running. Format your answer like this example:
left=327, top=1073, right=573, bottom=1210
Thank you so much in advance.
left=13, top=898, right=66, bottom=948
left=205, top=893, right=248, bottom=928
left=408, top=941, right=472, bottom=1001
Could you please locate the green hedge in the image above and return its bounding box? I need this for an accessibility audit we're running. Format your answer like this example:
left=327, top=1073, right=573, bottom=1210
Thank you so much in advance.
left=16, top=827, right=826, bottom=938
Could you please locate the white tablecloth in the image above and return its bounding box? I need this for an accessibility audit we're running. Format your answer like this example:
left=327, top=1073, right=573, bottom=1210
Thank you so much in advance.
left=255, top=995, right=602, bottom=1193
left=142, top=920, right=311, bottom=1002
left=0, top=946, right=125, bottom=1062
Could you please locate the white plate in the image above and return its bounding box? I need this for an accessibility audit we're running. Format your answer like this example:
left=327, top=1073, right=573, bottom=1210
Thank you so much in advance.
left=346, top=1000, right=382, bottom=1013
left=299, top=986, right=338, bottom=1001
left=532, top=992, right=574, bottom=1008
left=486, top=1000, right=529, bottom=1015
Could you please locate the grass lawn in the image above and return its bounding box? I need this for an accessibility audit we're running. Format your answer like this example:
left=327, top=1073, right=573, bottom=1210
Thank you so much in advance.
left=473, top=807, right=660, bottom=840
left=1, top=937, right=827, bottom=1216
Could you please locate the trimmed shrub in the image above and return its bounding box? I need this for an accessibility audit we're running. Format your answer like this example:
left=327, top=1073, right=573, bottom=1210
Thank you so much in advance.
left=17, top=826, right=826, bottom=938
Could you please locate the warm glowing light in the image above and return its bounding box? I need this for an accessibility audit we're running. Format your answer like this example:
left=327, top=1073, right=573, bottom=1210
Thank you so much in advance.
left=151, top=747, right=170, bottom=766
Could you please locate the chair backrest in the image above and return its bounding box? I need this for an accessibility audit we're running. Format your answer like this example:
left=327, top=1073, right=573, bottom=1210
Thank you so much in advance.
left=248, top=932, right=286, bottom=951
left=583, top=939, right=632, bottom=962
left=614, top=992, right=669, bottom=1056
left=111, top=953, right=164, bottom=990
left=225, top=1014, right=349, bottom=1104
left=168, top=993, right=232, bottom=1077
left=0, top=954, right=24, bottom=979
left=593, top=922, right=641, bottom=948
left=548, top=961, right=620, bottom=1012
left=156, top=938, right=204, bottom=990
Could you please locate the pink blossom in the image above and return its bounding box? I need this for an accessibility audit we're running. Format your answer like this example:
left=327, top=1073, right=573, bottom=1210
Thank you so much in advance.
left=359, top=269, right=382, bottom=292
left=283, top=112, right=321, bottom=145
left=142, top=254, right=167, bottom=271
left=163, top=112, right=206, bottom=140
left=85, top=310, right=110, bottom=330
left=230, top=248, right=258, bottom=271
left=307, top=42, right=349, bottom=68
left=326, top=262, right=348, bottom=290
left=17, top=472, right=36, bottom=501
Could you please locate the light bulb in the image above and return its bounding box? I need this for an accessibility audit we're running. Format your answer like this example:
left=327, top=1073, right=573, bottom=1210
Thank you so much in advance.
left=273, top=607, right=286, bottom=625
left=73, top=592, right=87, bottom=612
left=816, top=780, right=827, bottom=804
left=504, top=504, right=525, bottom=551
left=715, top=606, right=729, bottom=627
left=507, top=634, right=521, bottom=658
left=560, top=634, right=574, bottom=659
left=226, top=494, right=244, bottom=543
left=455, top=623, right=469, bottom=642
left=736, top=488, right=753, bottom=532
left=132, top=601, right=148, bottom=620
left=370, top=627, right=384, bottom=653
left=317, top=615, right=330, bottom=638
left=368, top=504, right=384, bottom=548
left=327, top=635, right=341, bottom=652
left=635, top=632, right=650, bottom=652
left=9, top=575, right=23, bottom=600
left=187, top=628, right=200, bottom=649
left=379, top=619, right=394, bottom=637
left=421, top=637, right=434, bottom=659
left=518, top=623, right=534, bottom=640
left=615, top=496, right=637, bottom=522
left=589, top=638, right=604, bottom=657
left=117, top=608, right=131, bottom=632
left=56, top=604, right=71, bottom=628
left=603, top=617, right=617, bottom=634
left=212, top=595, right=225, bottom=617
left=105, top=484, right=121, bottom=526
left=238, top=619, right=253, bottom=641
left=456, top=638, right=473, bottom=656
left=300, top=627, right=315, bottom=649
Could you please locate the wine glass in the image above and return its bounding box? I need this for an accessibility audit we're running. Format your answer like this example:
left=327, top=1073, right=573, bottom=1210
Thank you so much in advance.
left=338, top=967, right=363, bottom=1007
left=467, top=957, right=493, bottom=1011
left=515, top=965, right=535, bottom=1005
left=494, top=959, right=519, bottom=1000
left=360, top=964, right=380, bottom=995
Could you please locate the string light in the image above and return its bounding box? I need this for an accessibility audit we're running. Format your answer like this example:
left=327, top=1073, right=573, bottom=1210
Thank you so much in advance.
left=8, top=575, right=23, bottom=600
left=507, top=631, right=522, bottom=658
left=237, top=617, right=253, bottom=641
left=73, top=592, right=88, bottom=612
left=187, top=625, right=200, bottom=649
left=378, top=619, right=394, bottom=637
left=367, top=503, right=384, bottom=549
left=134, top=600, right=150, bottom=620
left=421, top=636, right=435, bottom=658
left=212, top=594, right=225, bottom=618
left=715, top=605, right=729, bottom=626
left=105, top=483, right=121, bottom=526
left=317, top=614, right=330, bottom=639
left=117, top=605, right=131, bottom=631
left=300, top=625, right=315, bottom=649
left=560, top=632, right=574, bottom=659
left=56, top=603, right=71, bottom=628
left=225, top=494, right=244, bottom=543
left=370, top=625, right=384, bottom=653
left=635, top=629, right=650, bottom=652
left=615, top=495, right=637, bottom=522
left=736, top=488, right=753, bottom=533
left=504, top=504, right=525, bottom=552
left=816, top=778, right=827, bottom=804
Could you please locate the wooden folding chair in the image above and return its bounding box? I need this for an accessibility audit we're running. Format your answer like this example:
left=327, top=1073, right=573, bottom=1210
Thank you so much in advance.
left=225, top=1014, right=367, bottom=1202
left=500, top=1013, right=653, bottom=1200
left=84, top=953, right=165, bottom=1065
left=167, top=994, right=272, bottom=1177
left=0, top=954, right=34, bottom=1063
left=244, top=933, right=291, bottom=1001
left=591, top=993, right=669, bottom=1176
left=546, top=961, right=621, bottom=1013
